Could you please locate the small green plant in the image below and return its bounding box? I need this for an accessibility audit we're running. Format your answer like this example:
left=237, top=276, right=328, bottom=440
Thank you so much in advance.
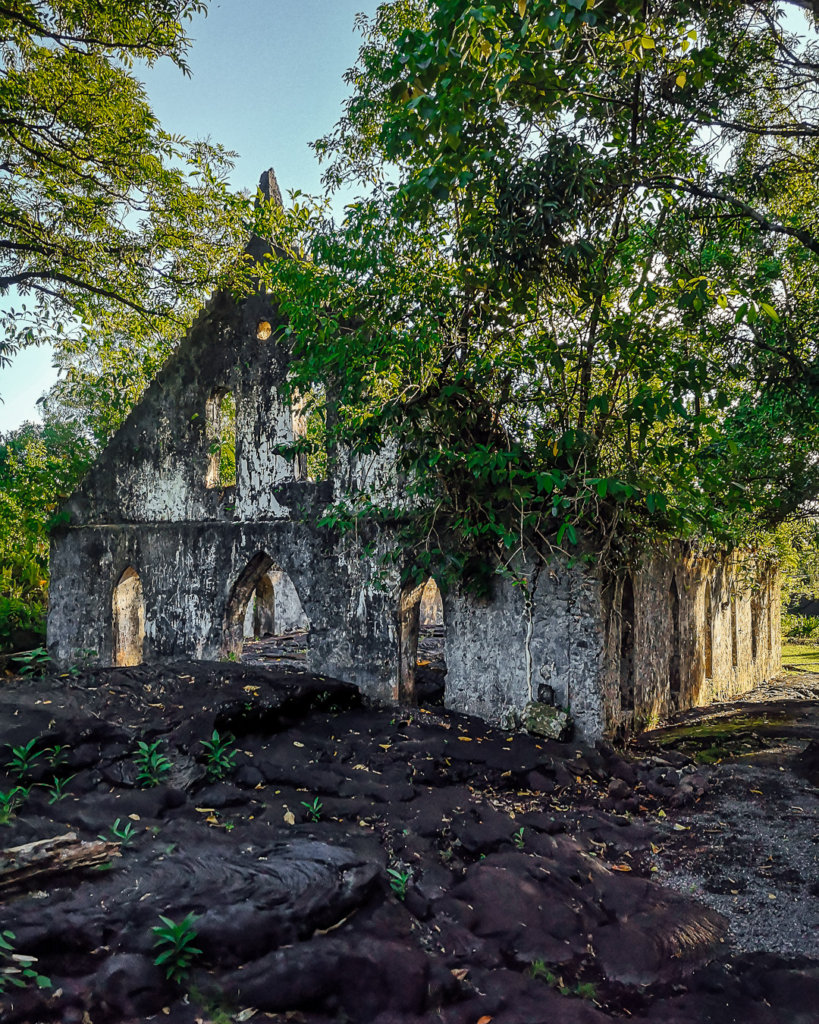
left=15, top=647, right=51, bottom=677
left=387, top=867, right=410, bottom=900
left=152, top=913, right=202, bottom=983
left=43, top=745, right=68, bottom=769
left=512, top=826, right=525, bottom=849
left=98, top=818, right=137, bottom=848
left=134, top=739, right=172, bottom=787
left=67, top=647, right=98, bottom=677
left=43, top=774, right=76, bottom=804
left=0, top=787, right=29, bottom=825
left=529, top=960, right=596, bottom=1000
left=5, top=738, right=42, bottom=779
left=0, top=930, right=51, bottom=993
left=300, top=796, right=323, bottom=822
left=200, top=729, right=237, bottom=781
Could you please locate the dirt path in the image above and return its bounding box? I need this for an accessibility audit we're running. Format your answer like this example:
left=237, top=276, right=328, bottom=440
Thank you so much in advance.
left=640, top=672, right=819, bottom=961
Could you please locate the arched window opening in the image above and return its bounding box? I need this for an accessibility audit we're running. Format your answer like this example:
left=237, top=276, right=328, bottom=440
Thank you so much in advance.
left=398, top=577, right=446, bottom=705
left=292, top=387, right=327, bottom=482
left=619, top=575, right=635, bottom=714
left=669, top=577, right=681, bottom=707
left=730, top=590, right=738, bottom=669
left=704, top=583, right=713, bottom=679
left=113, top=567, right=145, bottom=667
left=206, top=388, right=236, bottom=489
left=224, top=553, right=310, bottom=665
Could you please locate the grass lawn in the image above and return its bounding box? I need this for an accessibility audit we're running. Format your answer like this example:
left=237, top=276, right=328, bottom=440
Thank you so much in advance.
left=781, top=641, right=819, bottom=672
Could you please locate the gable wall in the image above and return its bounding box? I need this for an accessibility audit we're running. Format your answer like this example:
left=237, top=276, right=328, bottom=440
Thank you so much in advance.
left=62, top=289, right=299, bottom=528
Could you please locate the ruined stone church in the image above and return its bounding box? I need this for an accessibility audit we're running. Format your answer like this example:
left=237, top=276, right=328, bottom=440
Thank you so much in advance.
left=48, top=173, right=781, bottom=740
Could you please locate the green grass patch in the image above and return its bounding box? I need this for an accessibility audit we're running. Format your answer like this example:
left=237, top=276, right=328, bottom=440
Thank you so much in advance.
left=652, top=714, right=780, bottom=745
left=781, top=642, right=819, bottom=672
left=646, top=713, right=784, bottom=763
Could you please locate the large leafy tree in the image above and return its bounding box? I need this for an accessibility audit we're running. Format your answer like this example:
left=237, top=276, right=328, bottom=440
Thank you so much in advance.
left=0, top=0, right=245, bottom=377
left=251, top=0, right=819, bottom=587
left=0, top=1, right=249, bottom=646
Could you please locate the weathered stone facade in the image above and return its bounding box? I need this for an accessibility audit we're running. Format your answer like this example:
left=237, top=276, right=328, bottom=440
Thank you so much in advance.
left=48, top=175, right=781, bottom=741
left=599, top=548, right=781, bottom=735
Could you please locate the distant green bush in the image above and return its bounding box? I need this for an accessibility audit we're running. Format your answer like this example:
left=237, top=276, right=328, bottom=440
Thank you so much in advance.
left=0, top=595, right=46, bottom=651
left=781, top=613, right=819, bottom=640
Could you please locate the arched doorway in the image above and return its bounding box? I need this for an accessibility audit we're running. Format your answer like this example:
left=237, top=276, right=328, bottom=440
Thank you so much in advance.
left=112, top=567, right=145, bottom=666
left=397, top=577, right=446, bottom=704
left=243, top=573, right=276, bottom=637
left=225, top=553, right=310, bottom=665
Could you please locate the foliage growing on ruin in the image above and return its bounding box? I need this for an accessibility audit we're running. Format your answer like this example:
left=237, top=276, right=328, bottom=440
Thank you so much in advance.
left=249, top=0, right=819, bottom=588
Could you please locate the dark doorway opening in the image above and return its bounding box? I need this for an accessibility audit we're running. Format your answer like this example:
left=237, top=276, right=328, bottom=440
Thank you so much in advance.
left=223, top=553, right=310, bottom=667
left=619, top=575, right=635, bottom=715
left=669, top=577, right=682, bottom=707
left=398, top=578, right=446, bottom=704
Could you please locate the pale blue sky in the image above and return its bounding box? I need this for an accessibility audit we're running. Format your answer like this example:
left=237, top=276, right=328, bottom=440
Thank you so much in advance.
left=0, top=0, right=380, bottom=433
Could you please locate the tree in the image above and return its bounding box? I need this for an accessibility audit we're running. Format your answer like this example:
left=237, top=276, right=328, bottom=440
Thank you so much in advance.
left=0, top=418, right=94, bottom=647
left=0, top=0, right=245, bottom=382
left=0, top=2, right=251, bottom=646
left=249, top=0, right=819, bottom=589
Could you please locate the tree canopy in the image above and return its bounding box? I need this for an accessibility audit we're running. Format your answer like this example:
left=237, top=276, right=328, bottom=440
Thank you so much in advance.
left=0, top=1, right=252, bottom=646
left=0, top=0, right=245, bottom=380
left=250, top=0, right=819, bottom=588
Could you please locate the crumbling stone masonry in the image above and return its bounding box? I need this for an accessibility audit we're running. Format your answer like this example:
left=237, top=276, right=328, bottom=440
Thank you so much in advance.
left=47, top=173, right=781, bottom=741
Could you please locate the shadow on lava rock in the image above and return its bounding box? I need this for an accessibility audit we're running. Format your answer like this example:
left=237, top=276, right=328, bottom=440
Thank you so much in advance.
left=1, top=661, right=817, bottom=1024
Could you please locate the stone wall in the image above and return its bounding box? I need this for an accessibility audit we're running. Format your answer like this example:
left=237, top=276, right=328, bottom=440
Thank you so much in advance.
left=442, top=560, right=606, bottom=740
left=49, top=519, right=401, bottom=701
left=598, top=547, right=781, bottom=735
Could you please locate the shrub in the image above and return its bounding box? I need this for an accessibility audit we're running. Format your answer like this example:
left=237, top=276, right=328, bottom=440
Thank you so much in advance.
left=0, top=595, right=45, bottom=652
left=782, top=613, right=819, bottom=640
